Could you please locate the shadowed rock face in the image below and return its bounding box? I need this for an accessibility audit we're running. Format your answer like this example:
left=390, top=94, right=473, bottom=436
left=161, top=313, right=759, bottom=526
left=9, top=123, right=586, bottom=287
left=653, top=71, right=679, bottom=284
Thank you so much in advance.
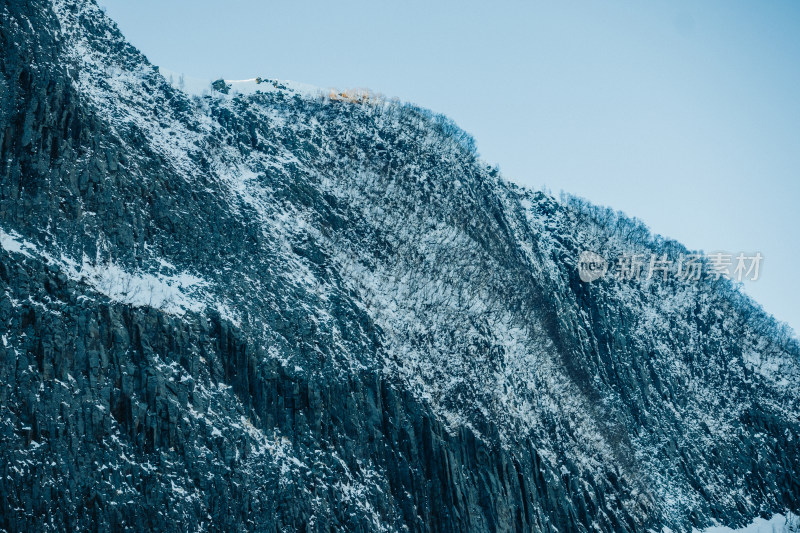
left=1, top=1, right=798, bottom=531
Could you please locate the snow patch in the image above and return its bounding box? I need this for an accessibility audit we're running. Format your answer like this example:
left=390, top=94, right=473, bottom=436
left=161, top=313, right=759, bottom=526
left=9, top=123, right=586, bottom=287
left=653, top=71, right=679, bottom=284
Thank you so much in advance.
left=0, top=226, right=226, bottom=317
left=226, top=77, right=322, bottom=98
left=64, top=257, right=209, bottom=315
left=0, top=229, right=35, bottom=258
left=693, top=513, right=796, bottom=533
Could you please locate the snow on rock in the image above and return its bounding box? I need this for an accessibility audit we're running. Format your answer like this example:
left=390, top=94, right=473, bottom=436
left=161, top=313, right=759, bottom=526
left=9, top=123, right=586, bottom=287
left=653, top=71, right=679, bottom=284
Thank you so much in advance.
left=692, top=513, right=797, bottom=533
left=1, top=0, right=798, bottom=531
left=0, top=226, right=212, bottom=316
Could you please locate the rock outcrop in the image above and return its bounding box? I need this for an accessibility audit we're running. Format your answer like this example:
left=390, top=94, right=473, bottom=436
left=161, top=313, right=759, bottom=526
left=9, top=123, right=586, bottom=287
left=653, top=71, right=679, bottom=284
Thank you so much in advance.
left=0, top=1, right=798, bottom=531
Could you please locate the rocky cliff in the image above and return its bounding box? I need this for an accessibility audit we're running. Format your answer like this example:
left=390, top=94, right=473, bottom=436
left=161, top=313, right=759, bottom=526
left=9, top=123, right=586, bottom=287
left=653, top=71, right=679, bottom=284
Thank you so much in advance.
left=1, top=1, right=798, bottom=531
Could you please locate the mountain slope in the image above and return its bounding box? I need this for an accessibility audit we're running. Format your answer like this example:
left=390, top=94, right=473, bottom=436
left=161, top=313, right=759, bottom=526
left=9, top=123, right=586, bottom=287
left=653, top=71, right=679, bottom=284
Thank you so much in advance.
left=0, top=1, right=798, bottom=531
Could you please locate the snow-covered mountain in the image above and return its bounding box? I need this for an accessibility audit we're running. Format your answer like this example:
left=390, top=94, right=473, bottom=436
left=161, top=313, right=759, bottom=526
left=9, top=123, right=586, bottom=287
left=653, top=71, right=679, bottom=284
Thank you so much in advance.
left=0, top=1, right=798, bottom=531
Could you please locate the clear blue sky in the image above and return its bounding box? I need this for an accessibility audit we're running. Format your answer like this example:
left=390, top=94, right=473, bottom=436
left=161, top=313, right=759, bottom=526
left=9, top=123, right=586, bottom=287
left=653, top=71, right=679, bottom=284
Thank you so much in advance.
left=99, top=0, right=800, bottom=335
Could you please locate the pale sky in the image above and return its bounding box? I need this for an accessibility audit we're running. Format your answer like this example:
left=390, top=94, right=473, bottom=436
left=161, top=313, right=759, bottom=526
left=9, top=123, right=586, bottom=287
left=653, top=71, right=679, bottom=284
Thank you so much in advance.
left=99, top=0, right=800, bottom=335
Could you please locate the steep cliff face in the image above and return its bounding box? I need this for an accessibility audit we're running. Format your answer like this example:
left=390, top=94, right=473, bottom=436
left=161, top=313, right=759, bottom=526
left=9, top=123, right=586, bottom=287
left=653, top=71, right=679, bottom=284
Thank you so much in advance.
left=0, top=1, right=798, bottom=531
